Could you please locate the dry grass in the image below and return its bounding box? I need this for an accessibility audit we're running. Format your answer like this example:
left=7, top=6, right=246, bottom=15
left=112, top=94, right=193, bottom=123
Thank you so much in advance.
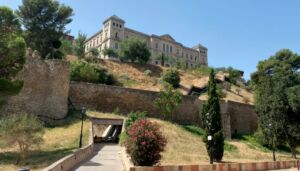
left=0, top=111, right=90, bottom=171
left=150, top=119, right=295, bottom=165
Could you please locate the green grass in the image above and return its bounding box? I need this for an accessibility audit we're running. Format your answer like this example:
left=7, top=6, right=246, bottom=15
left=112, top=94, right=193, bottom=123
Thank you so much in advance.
left=181, top=125, right=205, bottom=136
left=224, top=142, right=239, bottom=152
left=233, top=134, right=270, bottom=152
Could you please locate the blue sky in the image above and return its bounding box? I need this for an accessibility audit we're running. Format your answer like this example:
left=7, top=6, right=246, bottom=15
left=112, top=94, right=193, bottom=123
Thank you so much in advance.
left=2, top=0, right=300, bottom=80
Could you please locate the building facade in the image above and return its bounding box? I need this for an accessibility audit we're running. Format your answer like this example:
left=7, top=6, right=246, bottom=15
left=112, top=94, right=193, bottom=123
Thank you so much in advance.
left=85, top=15, right=208, bottom=68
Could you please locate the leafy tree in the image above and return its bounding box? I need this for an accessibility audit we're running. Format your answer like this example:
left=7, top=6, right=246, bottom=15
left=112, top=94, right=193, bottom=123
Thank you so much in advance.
left=16, top=0, right=73, bottom=58
left=154, top=84, right=182, bottom=120
left=0, top=6, right=26, bottom=105
left=102, top=48, right=118, bottom=58
left=201, top=69, right=224, bottom=162
left=60, top=38, right=74, bottom=56
left=74, top=31, right=87, bottom=59
left=251, top=49, right=300, bottom=159
left=0, top=113, right=44, bottom=162
left=162, top=69, right=180, bottom=88
left=120, top=38, right=151, bottom=64
left=89, top=47, right=99, bottom=58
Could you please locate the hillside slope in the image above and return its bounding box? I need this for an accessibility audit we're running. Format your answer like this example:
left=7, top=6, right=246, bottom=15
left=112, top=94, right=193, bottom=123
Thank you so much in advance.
left=67, top=56, right=254, bottom=104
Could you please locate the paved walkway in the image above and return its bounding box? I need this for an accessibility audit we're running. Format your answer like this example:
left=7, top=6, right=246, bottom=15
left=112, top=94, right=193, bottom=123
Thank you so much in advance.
left=72, top=143, right=125, bottom=171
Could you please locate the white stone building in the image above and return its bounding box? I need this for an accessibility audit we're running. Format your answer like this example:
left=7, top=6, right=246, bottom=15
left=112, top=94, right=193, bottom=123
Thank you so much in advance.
left=85, top=15, right=208, bottom=68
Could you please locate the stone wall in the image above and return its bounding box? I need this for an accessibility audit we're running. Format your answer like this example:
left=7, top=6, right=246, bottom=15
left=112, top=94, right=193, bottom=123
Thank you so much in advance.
left=0, top=52, right=70, bottom=119
left=69, top=82, right=257, bottom=138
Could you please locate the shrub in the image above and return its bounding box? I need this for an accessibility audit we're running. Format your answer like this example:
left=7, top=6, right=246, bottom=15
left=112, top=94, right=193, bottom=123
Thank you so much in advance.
left=154, top=84, right=182, bottom=120
left=190, top=66, right=212, bottom=76
left=144, top=69, right=152, bottom=76
left=162, top=69, right=180, bottom=88
left=125, top=119, right=166, bottom=166
left=70, top=60, right=115, bottom=85
left=125, top=111, right=147, bottom=132
left=0, top=113, right=44, bottom=162
left=102, top=48, right=118, bottom=58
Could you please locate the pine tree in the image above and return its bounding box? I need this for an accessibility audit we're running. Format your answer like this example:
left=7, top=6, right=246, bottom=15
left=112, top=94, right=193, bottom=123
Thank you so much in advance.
left=201, top=69, right=224, bottom=163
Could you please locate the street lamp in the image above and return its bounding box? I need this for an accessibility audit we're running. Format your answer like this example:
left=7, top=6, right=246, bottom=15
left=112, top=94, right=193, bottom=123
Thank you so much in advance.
left=79, top=107, right=86, bottom=148
left=206, top=113, right=213, bottom=164
left=269, top=123, right=276, bottom=161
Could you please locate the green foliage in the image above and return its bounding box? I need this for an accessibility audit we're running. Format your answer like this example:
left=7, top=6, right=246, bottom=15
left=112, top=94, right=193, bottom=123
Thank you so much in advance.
left=120, top=38, right=151, bottom=64
left=224, top=142, right=238, bottom=152
left=16, top=0, right=73, bottom=58
left=102, top=48, right=118, bottom=58
left=0, top=113, right=44, bottom=162
left=251, top=49, right=300, bottom=158
left=189, top=66, right=212, bottom=76
left=89, top=47, right=99, bottom=58
left=162, top=69, right=180, bottom=88
left=143, top=69, right=152, bottom=76
left=0, top=6, right=26, bottom=106
left=118, top=131, right=127, bottom=145
left=74, top=31, right=87, bottom=59
left=201, top=69, right=224, bottom=162
left=182, top=125, right=205, bottom=136
left=216, top=67, right=242, bottom=85
left=70, top=60, right=115, bottom=85
left=125, top=119, right=166, bottom=166
left=154, top=84, right=182, bottom=120
left=125, top=111, right=147, bottom=132
left=286, top=85, right=300, bottom=113
left=60, top=39, right=74, bottom=56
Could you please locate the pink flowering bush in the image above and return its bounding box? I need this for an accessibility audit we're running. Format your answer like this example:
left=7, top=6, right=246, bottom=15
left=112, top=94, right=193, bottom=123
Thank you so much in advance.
left=125, top=119, right=167, bottom=166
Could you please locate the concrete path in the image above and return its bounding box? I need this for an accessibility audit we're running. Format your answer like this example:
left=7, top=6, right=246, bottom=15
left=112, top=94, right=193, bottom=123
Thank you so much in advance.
left=72, top=143, right=125, bottom=171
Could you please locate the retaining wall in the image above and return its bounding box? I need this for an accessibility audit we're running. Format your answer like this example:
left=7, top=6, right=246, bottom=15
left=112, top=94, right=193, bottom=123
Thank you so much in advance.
left=43, top=144, right=94, bottom=171
left=69, top=82, right=257, bottom=138
left=0, top=51, right=70, bottom=119
left=130, top=160, right=298, bottom=171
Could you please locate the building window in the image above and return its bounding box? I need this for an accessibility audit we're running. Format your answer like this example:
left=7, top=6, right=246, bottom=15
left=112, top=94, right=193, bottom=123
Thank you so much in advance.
left=166, top=44, right=169, bottom=53
left=155, top=43, right=158, bottom=49
left=163, top=44, right=165, bottom=51
left=120, top=25, right=122, bottom=28
left=195, top=56, right=197, bottom=61
left=116, top=23, right=119, bottom=27
left=170, top=46, right=172, bottom=53
left=190, top=55, right=192, bottom=60
left=113, top=22, right=115, bottom=26
left=115, top=42, right=118, bottom=49
left=115, top=32, right=118, bottom=38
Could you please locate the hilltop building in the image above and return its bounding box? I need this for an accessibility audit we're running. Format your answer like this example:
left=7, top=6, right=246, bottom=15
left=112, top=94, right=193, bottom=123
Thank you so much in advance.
left=85, top=15, right=208, bottom=68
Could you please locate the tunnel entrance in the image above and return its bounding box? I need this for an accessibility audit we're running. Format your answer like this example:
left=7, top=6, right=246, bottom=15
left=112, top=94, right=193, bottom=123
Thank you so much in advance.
left=90, top=117, right=124, bottom=143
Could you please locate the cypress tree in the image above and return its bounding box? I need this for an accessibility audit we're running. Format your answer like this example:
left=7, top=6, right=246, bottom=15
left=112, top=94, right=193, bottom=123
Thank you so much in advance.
left=201, top=69, right=224, bottom=162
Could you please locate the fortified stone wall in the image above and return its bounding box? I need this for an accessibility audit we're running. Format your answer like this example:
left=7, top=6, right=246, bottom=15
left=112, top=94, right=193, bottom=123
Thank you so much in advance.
left=0, top=52, right=70, bottom=119
left=69, top=82, right=257, bottom=138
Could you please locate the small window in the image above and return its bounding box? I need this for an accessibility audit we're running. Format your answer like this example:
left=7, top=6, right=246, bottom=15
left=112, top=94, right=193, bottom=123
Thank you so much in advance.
left=155, top=61, right=158, bottom=65
left=115, top=32, right=118, bottom=38
left=155, top=43, right=158, bottom=49
left=116, top=23, right=119, bottom=27
left=120, top=25, right=122, bottom=28
left=170, top=46, right=172, bottom=53
left=115, top=42, right=118, bottom=49
left=113, top=22, right=115, bottom=26
left=190, top=55, right=192, bottom=60
left=163, top=44, right=165, bottom=51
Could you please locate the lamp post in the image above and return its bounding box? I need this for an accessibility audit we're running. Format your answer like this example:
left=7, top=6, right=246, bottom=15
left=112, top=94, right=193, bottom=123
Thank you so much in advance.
left=79, top=107, right=86, bottom=148
left=269, top=123, right=276, bottom=161
left=206, top=113, right=213, bottom=164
